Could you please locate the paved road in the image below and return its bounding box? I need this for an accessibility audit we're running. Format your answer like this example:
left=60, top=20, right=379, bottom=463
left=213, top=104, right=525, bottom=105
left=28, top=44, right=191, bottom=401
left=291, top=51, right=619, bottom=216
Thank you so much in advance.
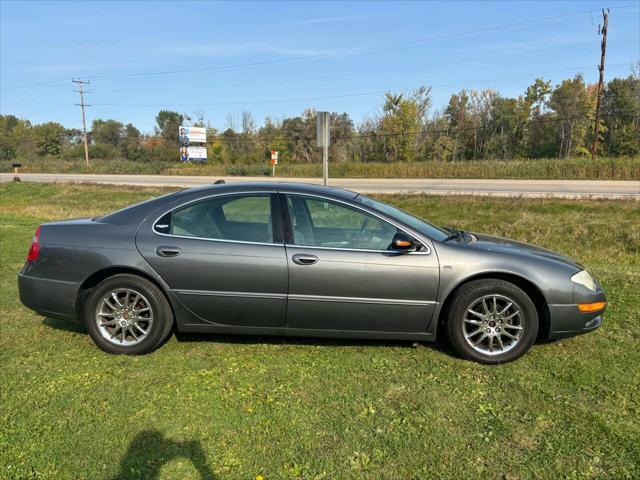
left=2, top=173, right=639, bottom=199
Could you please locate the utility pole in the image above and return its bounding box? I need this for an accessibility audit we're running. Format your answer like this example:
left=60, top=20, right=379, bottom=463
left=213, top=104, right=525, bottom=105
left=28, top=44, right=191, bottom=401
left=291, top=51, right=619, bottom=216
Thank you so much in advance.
left=73, top=78, right=91, bottom=166
left=591, top=8, right=609, bottom=160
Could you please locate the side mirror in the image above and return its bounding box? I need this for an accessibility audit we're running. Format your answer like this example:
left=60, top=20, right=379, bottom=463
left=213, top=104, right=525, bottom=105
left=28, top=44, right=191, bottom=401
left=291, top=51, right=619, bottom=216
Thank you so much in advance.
left=390, top=232, right=418, bottom=252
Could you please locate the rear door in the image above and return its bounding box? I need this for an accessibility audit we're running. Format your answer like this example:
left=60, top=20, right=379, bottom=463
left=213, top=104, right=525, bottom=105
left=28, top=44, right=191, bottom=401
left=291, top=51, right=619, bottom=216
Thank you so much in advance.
left=136, top=192, right=288, bottom=327
left=282, top=194, right=439, bottom=333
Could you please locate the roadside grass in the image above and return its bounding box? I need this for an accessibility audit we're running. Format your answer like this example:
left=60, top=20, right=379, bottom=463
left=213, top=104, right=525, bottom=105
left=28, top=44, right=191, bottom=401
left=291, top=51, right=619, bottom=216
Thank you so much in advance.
left=4, top=155, right=639, bottom=180
left=1, top=182, right=639, bottom=479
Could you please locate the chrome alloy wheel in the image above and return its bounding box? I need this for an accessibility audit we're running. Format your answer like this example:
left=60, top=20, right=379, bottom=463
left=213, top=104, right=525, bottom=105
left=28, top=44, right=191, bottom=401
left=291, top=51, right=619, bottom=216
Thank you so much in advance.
left=462, top=294, right=524, bottom=356
left=95, top=288, right=153, bottom=346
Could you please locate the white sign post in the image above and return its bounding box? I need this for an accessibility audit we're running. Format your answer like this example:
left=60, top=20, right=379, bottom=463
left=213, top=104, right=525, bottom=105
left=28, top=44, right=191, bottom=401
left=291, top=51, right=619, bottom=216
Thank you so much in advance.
left=316, top=112, right=330, bottom=186
left=270, top=150, right=279, bottom=176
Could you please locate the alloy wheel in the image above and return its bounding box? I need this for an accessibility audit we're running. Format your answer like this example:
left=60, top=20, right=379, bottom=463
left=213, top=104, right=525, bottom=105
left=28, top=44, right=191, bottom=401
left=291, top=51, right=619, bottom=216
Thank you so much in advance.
left=95, top=288, right=154, bottom=346
left=462, top=294, right=524, bottom=356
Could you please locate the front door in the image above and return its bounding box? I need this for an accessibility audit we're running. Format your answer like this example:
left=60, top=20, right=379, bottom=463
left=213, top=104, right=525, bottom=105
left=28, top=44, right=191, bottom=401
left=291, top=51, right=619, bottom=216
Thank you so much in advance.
left=136, top=193, right=287, bottom=327
left=283, top=194, right=439, bottom=333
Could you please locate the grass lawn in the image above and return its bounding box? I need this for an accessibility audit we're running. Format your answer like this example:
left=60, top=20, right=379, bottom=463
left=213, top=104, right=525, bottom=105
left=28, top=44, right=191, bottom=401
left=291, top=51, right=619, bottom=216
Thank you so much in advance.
left=1, top=182, right=639, bottom=479
left=4, top=156, right=640, bottom=180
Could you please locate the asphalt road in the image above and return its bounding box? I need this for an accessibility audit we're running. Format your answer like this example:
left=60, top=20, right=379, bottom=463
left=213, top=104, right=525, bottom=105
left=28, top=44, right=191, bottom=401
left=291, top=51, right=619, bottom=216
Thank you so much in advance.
left=2, top=173, right=639, bottom=199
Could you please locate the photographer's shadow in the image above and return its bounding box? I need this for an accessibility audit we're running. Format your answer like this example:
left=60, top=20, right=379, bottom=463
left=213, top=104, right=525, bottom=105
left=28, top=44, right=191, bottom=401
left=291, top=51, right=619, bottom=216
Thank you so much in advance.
left=111, top=430, right=217, bottom=480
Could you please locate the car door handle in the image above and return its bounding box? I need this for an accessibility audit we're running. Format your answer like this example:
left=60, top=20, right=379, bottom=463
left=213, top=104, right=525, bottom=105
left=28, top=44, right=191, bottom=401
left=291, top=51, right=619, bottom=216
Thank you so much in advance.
left=156, top=246, right=181, bottom=257
left=292, top=253, right=318, bottom=265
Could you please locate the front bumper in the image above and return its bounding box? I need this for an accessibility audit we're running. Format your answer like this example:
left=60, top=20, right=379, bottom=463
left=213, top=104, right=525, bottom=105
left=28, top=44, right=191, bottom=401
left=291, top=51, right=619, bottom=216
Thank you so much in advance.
left=18, top=272, right=80, bottom=321
left=547, top=303, right=605, bottom=339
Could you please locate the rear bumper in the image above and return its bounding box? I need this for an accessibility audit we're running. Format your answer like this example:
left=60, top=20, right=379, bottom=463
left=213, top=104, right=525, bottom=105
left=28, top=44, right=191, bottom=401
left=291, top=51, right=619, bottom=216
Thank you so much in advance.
left=18, top=272, right=80, bottom=322
left=547, top=303, right=605, bottom=339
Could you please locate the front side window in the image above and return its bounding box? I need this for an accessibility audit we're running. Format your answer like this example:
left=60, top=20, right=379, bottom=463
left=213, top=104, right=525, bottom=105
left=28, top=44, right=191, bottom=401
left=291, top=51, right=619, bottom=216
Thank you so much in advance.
left=154, top=194, right=274, bottom=243
left=286, top=195, right=398, bottom=250
left=354, top=194, right=450, bottom=241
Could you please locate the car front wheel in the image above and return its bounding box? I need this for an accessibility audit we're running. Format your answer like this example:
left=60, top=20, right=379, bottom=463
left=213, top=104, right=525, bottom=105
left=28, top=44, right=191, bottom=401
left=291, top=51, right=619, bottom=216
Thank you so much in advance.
left=84, top=274, right=174, bottom=354
left=446, top=279, right=538, bottom=364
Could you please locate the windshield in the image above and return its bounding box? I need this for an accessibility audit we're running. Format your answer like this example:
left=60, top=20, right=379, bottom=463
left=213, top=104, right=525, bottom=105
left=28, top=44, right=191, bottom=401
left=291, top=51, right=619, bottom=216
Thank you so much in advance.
left=354, top=195, right=451, bottom=241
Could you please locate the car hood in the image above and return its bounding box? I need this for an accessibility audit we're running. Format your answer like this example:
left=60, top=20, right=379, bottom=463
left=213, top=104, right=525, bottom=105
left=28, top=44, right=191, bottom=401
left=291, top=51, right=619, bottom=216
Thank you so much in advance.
left=468, top=233, right=584, bottom=270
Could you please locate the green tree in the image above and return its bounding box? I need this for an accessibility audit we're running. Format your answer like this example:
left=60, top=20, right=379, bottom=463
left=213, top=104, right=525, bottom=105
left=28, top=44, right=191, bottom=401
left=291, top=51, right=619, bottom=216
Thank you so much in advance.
left=444, top=90, right=470, bottom=161
left=32, top=122, right=66, bottom=156
left=121, top=123, right=143, bottom=160
left=155, top=110, right=186, bottom=144
left=601, top=75, right=640, bottom=156
left=0, top=115, right=20, bottom=161
left=91, top=119, right=125, bottom=147
left=379, top=87, right=431, bottom=162
left=547, top=75, right=593, bottom=158
left=523, top=78, right=553, bottom=157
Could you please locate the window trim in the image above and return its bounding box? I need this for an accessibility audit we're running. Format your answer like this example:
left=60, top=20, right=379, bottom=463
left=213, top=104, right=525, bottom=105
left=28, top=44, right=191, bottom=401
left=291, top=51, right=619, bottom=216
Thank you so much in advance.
left=280, top=192, right=431, bottom=255
left=152, top=191, right=283, bottom=246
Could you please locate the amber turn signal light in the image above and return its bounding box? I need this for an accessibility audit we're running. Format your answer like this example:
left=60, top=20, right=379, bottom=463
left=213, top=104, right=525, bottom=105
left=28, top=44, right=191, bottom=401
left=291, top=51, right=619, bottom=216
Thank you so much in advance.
left=577, top=301, right=607, bottom=313
left=395, top=240, right=412, bottom=247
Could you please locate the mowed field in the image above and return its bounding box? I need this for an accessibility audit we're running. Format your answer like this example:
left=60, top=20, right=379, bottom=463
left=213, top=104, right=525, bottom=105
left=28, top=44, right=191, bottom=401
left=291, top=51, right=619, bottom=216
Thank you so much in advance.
left=1, top=182, right=639, bottom=480
left=5, top=156, right=640, bottom=181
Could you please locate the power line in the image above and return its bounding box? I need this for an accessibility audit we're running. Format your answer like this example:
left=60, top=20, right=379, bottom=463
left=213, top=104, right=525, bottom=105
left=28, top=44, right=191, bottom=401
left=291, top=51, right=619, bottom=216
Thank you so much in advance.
left=81, top=7, right=619, bottom=81
left=89, top=63, right=631, bottom=108
left=88, top=41, right=637, bottom=95
left=2, top=4, right=636, bottom=95
left=0, top=79, right=69, bottom=94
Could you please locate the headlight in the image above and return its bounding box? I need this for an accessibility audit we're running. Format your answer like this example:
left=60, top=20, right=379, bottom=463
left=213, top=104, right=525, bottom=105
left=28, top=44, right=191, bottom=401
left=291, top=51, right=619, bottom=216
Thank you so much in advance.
left=571, top=270, right=597, bottom=292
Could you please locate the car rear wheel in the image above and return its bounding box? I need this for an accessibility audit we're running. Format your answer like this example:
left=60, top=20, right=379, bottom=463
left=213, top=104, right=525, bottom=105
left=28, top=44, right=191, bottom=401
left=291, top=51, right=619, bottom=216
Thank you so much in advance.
left=446, top=279, right=538, bottom=364
left=84, top=274, right=174, bottom=354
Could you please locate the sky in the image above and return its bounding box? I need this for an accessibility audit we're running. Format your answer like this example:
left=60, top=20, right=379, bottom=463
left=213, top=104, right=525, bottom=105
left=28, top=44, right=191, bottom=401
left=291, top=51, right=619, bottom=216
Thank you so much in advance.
left=1, top=0, right=639, bottom=133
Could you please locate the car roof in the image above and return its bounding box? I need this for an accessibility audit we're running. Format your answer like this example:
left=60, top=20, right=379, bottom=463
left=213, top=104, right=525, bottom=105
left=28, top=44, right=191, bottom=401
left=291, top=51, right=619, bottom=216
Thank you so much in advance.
left=99, top=181, right=359, bottom=225
left=180, top=181, right=358, bottom=200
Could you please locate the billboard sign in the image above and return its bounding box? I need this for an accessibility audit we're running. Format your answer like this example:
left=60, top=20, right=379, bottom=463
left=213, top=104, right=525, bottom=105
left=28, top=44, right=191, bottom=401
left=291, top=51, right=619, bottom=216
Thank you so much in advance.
left=187, top=146, right=207, bottom=161
left=180, top=145, right=207, bottom=162
left=179, top=126, right=207, bottom=144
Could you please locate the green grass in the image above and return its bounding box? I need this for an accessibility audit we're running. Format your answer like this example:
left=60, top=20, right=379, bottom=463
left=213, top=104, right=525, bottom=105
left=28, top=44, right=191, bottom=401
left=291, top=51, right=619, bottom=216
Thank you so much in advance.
left=1, top=182, right=639, bottom=479
left=5, top=155, right=640, bottom=180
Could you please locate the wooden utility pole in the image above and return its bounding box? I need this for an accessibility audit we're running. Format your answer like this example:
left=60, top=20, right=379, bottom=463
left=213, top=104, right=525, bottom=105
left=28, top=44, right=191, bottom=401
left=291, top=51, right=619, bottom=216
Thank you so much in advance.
left=591, top=9, right=609, bottom=160
left=73, top=79, right=91, bottom=166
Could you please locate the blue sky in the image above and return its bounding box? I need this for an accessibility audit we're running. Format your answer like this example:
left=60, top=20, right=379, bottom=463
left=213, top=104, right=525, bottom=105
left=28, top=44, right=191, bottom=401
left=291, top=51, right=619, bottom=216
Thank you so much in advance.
left=1, top=0, right=638, bottom=132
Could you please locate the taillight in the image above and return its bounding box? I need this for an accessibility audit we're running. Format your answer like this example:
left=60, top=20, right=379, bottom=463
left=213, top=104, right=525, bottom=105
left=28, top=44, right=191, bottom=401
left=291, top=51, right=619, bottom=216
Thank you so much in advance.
left=26, top=225, right=41, bottom=262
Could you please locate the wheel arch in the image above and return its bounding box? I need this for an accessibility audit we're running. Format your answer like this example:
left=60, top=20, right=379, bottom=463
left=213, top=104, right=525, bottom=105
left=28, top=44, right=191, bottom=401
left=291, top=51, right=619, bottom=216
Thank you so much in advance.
left=436, top=271, right=551, bottom=340
left=76, top=266, right=174, bottom=321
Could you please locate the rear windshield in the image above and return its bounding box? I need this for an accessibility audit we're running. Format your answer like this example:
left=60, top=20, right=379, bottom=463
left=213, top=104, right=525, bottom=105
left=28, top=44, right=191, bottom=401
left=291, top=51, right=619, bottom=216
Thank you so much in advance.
left=98, top=190, right=181, bottom=223
left=354, top=194, right=450, bottom=241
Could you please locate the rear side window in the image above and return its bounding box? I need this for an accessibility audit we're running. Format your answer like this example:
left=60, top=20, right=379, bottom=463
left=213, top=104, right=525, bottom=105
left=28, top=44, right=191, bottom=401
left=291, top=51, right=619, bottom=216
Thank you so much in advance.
left=154, top=194, right=274, bottom=243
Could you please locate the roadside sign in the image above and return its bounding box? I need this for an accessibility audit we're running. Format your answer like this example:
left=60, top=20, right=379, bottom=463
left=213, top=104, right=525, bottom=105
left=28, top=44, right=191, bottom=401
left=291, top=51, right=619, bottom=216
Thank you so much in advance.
left=179, top=126, right=207, bottom=162
left=316, top=112, right=329, bottom=147
left=180, top=145, right=207, bottom=162
left=316, top=112, right=330, bottom=185
left=179, top=126, right=207, bottom=143
left=271, top=150, right=279, bottom=165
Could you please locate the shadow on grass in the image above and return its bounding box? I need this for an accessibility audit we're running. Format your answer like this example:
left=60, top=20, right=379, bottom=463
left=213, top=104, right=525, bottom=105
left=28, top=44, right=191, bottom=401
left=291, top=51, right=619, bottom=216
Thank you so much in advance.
left=174, top=331, right=459, bottom=358
left=42, top=316, right=459, bottom=358
left=43, top=317, right=86, bottom=334
left=111, top=430, right=217, bottom=480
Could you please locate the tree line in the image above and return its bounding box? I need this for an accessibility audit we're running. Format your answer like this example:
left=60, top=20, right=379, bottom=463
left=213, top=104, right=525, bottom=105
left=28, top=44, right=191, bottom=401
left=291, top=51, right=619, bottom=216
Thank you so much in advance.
left=1, top=71, right=639, bottom=165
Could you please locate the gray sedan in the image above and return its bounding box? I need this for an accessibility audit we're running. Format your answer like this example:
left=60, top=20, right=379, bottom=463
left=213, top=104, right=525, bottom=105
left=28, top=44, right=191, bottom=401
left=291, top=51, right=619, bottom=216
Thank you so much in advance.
left=18, top=182, right=606, bottom=363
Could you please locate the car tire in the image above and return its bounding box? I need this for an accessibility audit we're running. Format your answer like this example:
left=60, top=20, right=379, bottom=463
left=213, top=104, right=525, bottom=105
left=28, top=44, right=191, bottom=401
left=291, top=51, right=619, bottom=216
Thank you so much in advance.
left=84, top=274, right=174, bottom=355
left=446, top=279, right=538, bottom=364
